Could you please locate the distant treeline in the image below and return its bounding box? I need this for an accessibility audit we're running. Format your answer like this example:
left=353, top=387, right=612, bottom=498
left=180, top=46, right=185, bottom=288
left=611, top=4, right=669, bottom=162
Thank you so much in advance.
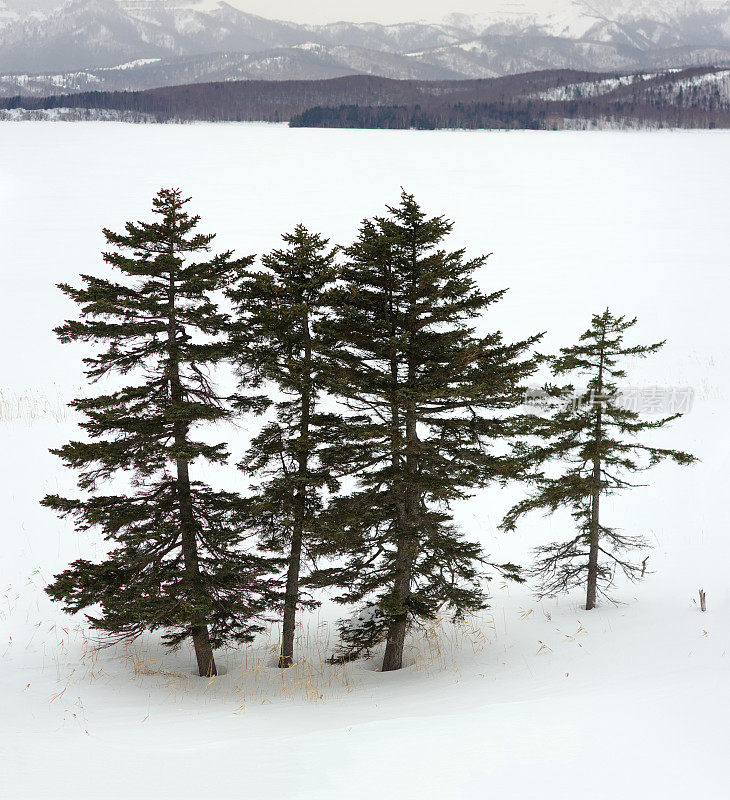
left=2, top=67, right=728, bottom=128
left=290, top=98, right=730, bottom=130
left=289, top=102, right=550, bottom=130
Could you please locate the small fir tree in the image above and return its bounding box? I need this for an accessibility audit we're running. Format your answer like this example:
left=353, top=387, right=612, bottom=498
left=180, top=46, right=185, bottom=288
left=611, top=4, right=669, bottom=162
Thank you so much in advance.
left=315, top=191, right=540, bottom=671
left=227, top=225, right=340, bottom=668
left=501, top=309, right=696, bottom=609
left=42, top=189, right=277, bottom=676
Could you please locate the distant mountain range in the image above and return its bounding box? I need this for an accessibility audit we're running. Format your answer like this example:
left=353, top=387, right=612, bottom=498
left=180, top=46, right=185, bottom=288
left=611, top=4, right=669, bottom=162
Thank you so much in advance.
left=1, top=0, right=729, bottom=95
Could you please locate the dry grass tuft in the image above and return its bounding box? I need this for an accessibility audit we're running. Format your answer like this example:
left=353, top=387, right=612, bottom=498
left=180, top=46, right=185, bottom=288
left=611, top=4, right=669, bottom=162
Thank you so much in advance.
left=23, top=599, right=507, bottom=722
left=408, top=614, right=496, bottom=675
left=0, top=389, right=69, bottom=423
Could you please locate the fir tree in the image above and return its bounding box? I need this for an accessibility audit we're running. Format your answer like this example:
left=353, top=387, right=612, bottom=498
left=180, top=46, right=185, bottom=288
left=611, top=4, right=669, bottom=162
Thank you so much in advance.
left=227, top=225, right=340, bottom=668
left=42, top=189, right=277, bottom=677
left=314, top=191, right=540, bottom=671
left=501, top=309, right=696, bottom=609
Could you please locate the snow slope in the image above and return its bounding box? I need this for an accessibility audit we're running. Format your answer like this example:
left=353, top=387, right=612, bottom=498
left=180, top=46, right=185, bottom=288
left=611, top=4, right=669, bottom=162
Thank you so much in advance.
left=1, top=123, right=729, bottom=799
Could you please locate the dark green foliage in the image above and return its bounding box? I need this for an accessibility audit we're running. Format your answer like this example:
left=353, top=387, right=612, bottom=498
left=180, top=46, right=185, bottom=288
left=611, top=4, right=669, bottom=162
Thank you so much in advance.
left=227, top=225, right=341, bottom=667
left=42, top=189, right=278, bottom=674
left=314, top=191, right=540, bottom=669
left=502, top=309, right=696, bottom=607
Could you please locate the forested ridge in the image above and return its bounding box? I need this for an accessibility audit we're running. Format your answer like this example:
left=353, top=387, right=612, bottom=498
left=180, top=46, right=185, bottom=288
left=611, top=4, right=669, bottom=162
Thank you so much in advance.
left=2, top=66, right=728, bottom=128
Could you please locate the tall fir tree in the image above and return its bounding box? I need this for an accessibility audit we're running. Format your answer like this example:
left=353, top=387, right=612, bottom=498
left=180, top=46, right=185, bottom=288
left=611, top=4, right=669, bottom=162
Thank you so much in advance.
left=501, top=309, right=696, bottom=609
left=227, top=225, right=340, bottom=668
left=314, top=191, right=540, bottom=671
left=42, top=189, right=277, bottom=677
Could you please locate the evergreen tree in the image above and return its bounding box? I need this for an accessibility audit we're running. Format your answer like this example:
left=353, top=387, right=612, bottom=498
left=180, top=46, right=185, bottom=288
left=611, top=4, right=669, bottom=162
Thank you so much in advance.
left=501, top=309, right=696, bottom=609
left=227, top=225, right=340, bottom=668
left=314, top=191, right=540, bottom=671
left=42, top=189, right=277, bottom=677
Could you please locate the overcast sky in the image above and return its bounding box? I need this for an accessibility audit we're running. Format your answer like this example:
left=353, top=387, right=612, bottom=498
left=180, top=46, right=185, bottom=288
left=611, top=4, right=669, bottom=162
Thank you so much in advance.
left=206, top=0, right=693, bottom=25
left=4, top=0, right=681, bottom=25
left=231, top=1, right=567, bottom=24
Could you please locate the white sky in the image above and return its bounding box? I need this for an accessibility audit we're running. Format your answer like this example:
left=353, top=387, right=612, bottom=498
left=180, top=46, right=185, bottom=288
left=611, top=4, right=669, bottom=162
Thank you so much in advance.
left=218, top=0, right=699, bottom=25
left=4, top=0, right=696, bottom=25
left=230, top=1, right=568, bottom=24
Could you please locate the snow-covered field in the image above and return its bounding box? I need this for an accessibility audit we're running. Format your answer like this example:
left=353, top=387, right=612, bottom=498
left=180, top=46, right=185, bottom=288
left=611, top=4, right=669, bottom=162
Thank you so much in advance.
left=1, top=123, right=728, bottom=799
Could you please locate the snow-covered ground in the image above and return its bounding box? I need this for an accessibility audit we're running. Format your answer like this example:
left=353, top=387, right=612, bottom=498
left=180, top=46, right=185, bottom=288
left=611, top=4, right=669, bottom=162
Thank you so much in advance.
left=1, top=123, right=728, bottom=799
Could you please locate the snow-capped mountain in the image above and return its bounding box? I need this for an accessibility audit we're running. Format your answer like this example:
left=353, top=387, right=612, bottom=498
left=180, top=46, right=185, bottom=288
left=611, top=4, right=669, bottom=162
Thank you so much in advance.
left=0, top=1, right=19, bottom=26
left=448, top=0, right=730, bottom=42
left=0, top=0, right=728, bottom=87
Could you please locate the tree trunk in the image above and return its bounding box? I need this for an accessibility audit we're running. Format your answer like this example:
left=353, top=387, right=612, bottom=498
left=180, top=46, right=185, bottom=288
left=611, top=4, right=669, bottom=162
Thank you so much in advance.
left=586, top=453, right=601, bottom=611
left=383, top=452, right=416, bottom=672
left=279, top=309, right=312, bottom=668
left=177, top=455, right=217, bottom=677
left=382, top=528, right=416, bottom=671
left=279, top=526, right=303, bottom=668
left=192, top=623, right=217, bottom=678
left=166, top=223, right=217, bottom=678
left=382, top=296, right=418, bottom=673
left=586, top=338, right=605, bottom=612
left=382, top=608, right=408, bottom=672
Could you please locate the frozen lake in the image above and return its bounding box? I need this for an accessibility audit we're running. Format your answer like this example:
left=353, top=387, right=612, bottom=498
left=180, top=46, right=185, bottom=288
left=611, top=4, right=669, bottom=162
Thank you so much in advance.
left=1, top=123, right=729, bottom=799
left=1, top=123, right=728, bottom=393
